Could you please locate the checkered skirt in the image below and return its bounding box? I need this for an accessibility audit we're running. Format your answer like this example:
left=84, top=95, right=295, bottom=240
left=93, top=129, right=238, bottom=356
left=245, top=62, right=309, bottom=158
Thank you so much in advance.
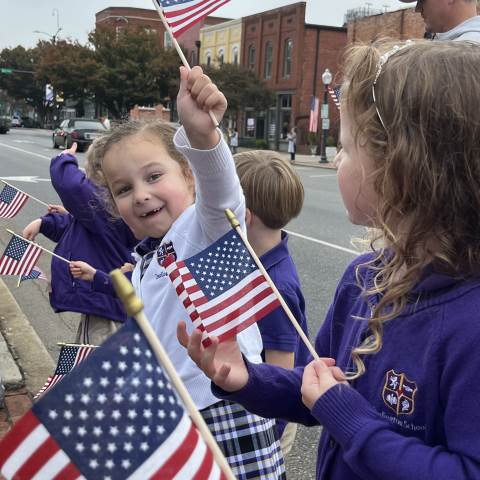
left=201, top=400, right=286, bottom=479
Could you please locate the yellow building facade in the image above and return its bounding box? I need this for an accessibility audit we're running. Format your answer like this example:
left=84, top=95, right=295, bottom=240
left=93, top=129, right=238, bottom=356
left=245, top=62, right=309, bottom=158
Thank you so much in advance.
left=198, top=19, right=242, bottom=67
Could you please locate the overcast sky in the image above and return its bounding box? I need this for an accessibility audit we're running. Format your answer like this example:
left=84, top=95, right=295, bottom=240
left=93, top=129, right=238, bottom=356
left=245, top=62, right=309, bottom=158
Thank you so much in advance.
left=0, top=0, right=410, bottom=50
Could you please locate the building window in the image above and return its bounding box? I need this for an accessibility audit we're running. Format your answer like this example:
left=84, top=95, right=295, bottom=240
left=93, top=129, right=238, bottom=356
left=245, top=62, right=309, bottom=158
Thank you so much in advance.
left=248, top=45, right=256, bottom=70
left=218, top=48, right=224, bottom=66
left=205, top=51, right=212, bottom=66
left=232, top=46, right=239, bottom=65
left=191, top=50, right=197, bottom=66
left=264, top=42, right=273, bottom=79
left=164, top=31, right=173, bottom=49
left=283, top=38, right=293, bottom=78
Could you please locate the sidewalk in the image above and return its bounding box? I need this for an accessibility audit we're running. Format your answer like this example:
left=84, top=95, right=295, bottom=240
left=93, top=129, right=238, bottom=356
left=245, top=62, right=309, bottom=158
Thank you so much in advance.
left=0, top=278, right=55, bottom=440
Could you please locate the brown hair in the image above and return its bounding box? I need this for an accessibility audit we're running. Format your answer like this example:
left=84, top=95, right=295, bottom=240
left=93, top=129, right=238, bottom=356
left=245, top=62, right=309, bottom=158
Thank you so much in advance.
left=342, top=40, right=480, bottom=379
left=86, top=120, right=192, bottom=216
left=234, top=150, right=304, bottom=229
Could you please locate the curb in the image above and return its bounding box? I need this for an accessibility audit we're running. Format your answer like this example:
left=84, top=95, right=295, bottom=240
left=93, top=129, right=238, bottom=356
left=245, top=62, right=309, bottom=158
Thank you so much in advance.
left=0, top=278, right=55, bottom=397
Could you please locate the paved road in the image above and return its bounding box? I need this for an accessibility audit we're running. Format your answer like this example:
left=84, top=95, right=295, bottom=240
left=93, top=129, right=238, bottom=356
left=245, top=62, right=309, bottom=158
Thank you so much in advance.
left=0, top=128, right=364, bottom=479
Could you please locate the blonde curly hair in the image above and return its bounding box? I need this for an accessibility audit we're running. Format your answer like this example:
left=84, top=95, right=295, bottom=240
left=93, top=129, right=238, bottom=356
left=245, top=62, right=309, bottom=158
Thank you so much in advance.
left=342, top=40, right=480, bottom=379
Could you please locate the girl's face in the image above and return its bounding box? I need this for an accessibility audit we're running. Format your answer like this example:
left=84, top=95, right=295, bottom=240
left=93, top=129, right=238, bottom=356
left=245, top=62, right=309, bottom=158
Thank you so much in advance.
left=103, top=133, right=194, bottom=239
left=336, top=107, right=378, bottom=226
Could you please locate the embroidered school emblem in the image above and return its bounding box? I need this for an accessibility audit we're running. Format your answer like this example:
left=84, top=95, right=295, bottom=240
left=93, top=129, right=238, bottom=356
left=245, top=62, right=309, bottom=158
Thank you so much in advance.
left=157, top=241, right=176, bottom=266
left=382, top=369, right=417, bottom=415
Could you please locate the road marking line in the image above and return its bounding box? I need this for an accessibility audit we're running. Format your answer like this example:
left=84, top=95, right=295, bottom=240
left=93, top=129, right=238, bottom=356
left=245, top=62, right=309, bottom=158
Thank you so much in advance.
left=285, top=230, right=360, bottom=255
left=0, top=142, right=51, bottom=160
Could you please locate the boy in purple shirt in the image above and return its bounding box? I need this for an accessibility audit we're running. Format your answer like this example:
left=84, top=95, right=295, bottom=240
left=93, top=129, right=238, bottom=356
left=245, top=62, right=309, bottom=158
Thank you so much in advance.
left=235, top=151, right=309, bottom=455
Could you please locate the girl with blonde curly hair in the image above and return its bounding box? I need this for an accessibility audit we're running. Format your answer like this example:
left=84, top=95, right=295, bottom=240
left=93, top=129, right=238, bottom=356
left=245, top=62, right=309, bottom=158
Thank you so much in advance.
left=179, top=40, right=480, bottom=479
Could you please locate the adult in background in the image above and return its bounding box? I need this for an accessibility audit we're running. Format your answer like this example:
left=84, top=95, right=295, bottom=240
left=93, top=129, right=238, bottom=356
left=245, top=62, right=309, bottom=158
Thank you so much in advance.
left=400, top=0, right=480, bottom=41
left=100, top=115, right=111, bottom=130
left=229, top=127, right=239, bottom=154
left=287, top=127, right=297, bottom=163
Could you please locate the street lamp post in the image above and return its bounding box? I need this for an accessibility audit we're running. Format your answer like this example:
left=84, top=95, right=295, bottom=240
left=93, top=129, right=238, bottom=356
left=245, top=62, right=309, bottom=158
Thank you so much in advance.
left=320, top=68, right=332, bottom=164
left=34, top=8, right=62, bottom=44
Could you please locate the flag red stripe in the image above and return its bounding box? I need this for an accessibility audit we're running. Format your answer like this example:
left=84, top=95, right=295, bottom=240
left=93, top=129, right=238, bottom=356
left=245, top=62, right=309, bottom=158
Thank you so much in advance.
left=213, top=299, right=281, bottom=342
left=203, top=286, right=277, bottom=331
left=192, top=444, right=214, bottom=480
left=15, top=436, right=60, bottom=479
left=53, top=461, right=81, bottom=480
left=0, top=410, right=39, bottom=468
left=170, top=0, right=230, bottom=37
left=151, top=423, right=198, bottom=478
left=199, top=274, right=270, bottom=319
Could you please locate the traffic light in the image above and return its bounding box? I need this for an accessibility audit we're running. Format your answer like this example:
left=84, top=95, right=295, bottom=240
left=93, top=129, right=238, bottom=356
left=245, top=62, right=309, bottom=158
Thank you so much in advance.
left=0, top=68, right=13, bottom=74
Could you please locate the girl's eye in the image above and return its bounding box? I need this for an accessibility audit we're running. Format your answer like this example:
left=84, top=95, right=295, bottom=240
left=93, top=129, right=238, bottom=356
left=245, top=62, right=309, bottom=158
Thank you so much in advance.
left=148, top=173, right=162, bottom=182
left=114, top=185, right=131, bottom=196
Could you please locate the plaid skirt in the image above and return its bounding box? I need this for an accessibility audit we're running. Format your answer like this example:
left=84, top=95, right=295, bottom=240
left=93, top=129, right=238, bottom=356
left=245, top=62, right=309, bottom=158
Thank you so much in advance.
left=201, top=400, right=286, bottom=479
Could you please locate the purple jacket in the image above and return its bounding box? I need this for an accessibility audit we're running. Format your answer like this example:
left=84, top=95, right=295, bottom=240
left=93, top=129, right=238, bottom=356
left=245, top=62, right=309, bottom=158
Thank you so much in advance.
left=40, top=153, right=137, bottom=322
left=213, top=253, right=480, bottom=480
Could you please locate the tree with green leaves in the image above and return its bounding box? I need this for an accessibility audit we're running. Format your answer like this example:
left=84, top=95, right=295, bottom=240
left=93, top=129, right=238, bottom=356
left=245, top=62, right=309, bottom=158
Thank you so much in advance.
left=88, top=26, right=180, bottom=118
left=203, top=63, right=275, bottom=118
left=0, top=46, right=45, bottom=116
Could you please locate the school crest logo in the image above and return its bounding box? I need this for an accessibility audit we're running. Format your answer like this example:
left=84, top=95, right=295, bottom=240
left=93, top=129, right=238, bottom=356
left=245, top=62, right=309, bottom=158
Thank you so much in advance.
left=157, top=241, right=176, bottom=266
left=382, top=369, right=417, bottom=415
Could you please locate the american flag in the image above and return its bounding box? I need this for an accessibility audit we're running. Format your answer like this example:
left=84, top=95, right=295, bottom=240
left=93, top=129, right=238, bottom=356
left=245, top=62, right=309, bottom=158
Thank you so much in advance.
left=308, top=96, right=320, bottom=133
left=0, top=236, right=42, bottom=277
left=0, top=184, right=29, bottom=218
left=34, top=344, right=96, bottom=400
left=163, top=229, right=281, bottom=345
left=20, top=266, right=48, bottom=284
left=0, top=318, right=227, bottom=480
left=155, top=0, right=231, bottom=38
left=328, top=85, right=341, bottom=111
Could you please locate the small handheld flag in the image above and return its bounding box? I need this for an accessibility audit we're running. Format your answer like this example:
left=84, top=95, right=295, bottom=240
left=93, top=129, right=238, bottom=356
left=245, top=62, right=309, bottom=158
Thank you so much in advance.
left=33, top=344, right=96, bottom=400
left=155, top=0, right=231, bottom=38
left=328, top=85, right=341, bottom=111
left=0, top=236, right=42, bottom=277
left=0, top=318, right=228, bottom=479
left=163, top=229, right=281, bottom=344
left=0, top=183, right=28, bottom=218
left=19, top=266, right=48, bottom=284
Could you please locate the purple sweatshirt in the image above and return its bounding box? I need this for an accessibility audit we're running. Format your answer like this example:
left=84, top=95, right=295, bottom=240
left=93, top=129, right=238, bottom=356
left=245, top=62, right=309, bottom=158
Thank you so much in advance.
left=213, top=253, right=480, bottom=479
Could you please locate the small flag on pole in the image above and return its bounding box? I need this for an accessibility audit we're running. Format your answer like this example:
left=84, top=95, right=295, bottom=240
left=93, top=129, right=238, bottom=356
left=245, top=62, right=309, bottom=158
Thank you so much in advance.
left=0, top=236, right=42, bottom=277
left=0, top=318, right=227, bottom=480
left=163, top=229, right=281, bottom=344
left=19, top=266, right=48, bottom=284
left=309, top=96, right=320, bottom=133
left=34, top=344, right=96, bottom=400
left=0, top=184, right=28, bottom=218
left=328, top=85, right=341, bottom=111
left=155, top=0, right=231, bottom=38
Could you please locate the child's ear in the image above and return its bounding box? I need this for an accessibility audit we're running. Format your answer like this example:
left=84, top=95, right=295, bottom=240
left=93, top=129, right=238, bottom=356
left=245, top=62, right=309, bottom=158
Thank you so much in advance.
left=245, top=208, right=252, bottom=227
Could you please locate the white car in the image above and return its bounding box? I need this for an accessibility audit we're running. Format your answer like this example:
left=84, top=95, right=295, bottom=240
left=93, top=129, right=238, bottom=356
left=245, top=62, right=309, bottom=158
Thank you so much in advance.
left=10, top=116, right=22, bottom=127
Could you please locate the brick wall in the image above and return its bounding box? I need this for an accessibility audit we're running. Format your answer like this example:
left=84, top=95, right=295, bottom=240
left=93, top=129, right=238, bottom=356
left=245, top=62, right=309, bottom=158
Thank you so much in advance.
left=348, top=8, right=425, bottom=43
left=129, top=105, right=171, bottom=122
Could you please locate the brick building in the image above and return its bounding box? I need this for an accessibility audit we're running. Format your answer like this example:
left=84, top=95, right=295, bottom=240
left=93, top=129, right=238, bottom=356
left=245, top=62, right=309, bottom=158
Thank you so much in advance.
left=240, top=2, right=347, bottom=152
left=199, top=19, right=242, bottom=67
left=95, top=7, right=229, bottom=65
left=347, top=7, right=425, bottom=42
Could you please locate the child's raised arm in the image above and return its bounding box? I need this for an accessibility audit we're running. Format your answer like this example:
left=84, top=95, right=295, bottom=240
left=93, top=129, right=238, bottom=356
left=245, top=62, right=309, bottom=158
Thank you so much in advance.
left=176, top=66, right=227, bottom=150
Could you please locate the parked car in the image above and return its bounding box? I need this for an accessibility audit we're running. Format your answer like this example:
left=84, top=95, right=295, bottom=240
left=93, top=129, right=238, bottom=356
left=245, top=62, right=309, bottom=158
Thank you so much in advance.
left=52, top=118, right=107, bottom=152
left=10, top=116, right=22, bottom=127
left=0, top=116, right=10, bottom=134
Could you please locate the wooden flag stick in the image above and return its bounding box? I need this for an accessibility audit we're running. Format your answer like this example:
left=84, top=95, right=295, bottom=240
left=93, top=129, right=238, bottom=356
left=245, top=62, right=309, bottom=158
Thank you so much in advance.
left=57, top=342, right=98, bottom=348
left=6, top=229, right=71, bottom=264
left=225, top=209, right=320, bottom=361
left=0, top=179, right=49, bottom=208
left=151, top=0, right=220, bottom=128
left=110, top=270, right=236, bottom=480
